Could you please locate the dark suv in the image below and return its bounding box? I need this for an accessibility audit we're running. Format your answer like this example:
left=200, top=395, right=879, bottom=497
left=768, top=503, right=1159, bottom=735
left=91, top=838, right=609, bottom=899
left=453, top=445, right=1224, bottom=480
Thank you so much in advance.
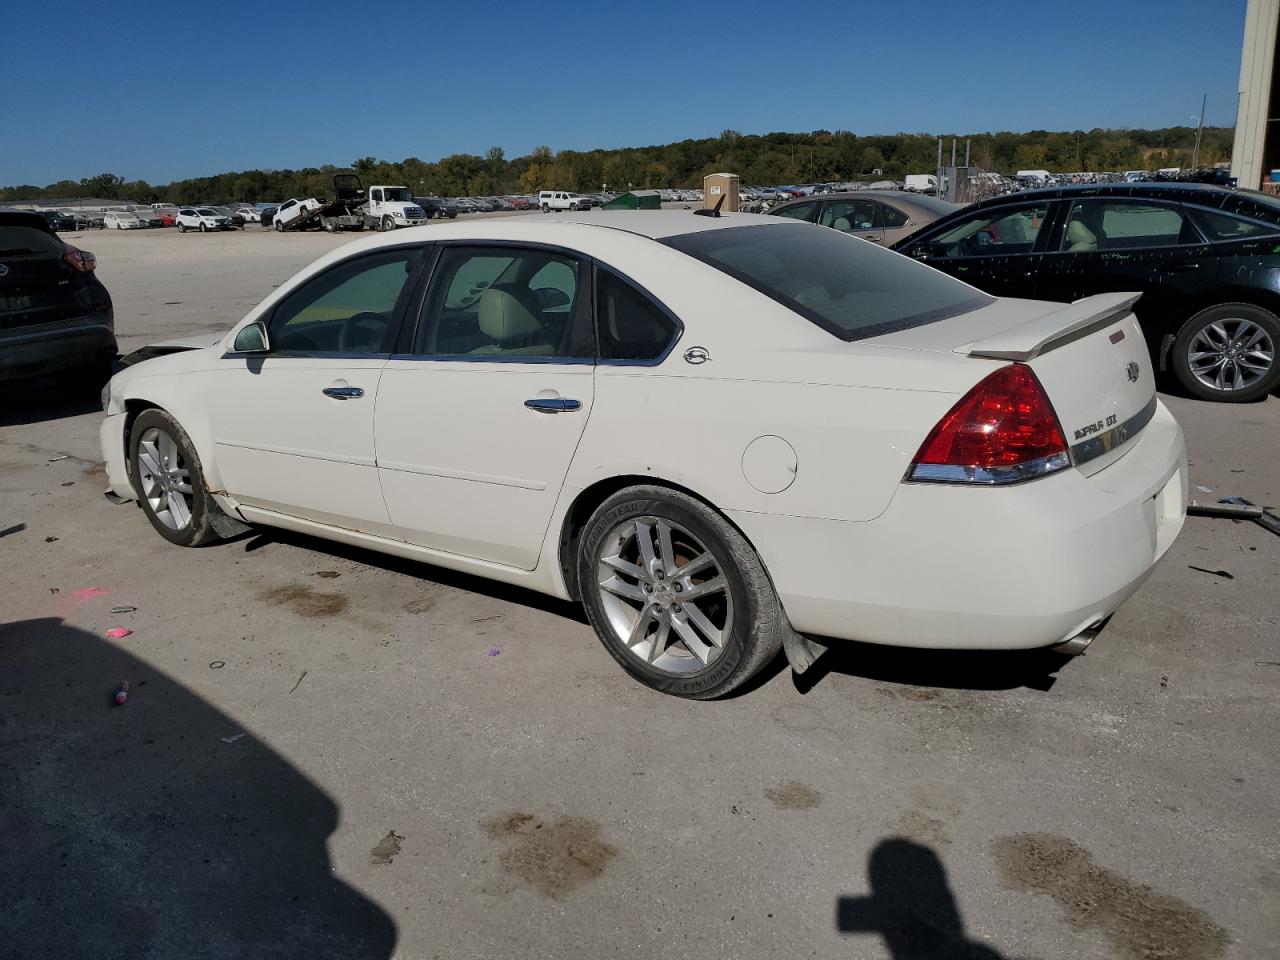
left=413, top=196, right=458, bottom=219
left=1, top=209, right=116, bottom=391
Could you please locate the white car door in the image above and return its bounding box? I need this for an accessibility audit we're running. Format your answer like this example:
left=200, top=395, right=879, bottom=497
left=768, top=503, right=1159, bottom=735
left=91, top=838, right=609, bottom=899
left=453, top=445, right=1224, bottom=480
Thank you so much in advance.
left=208, top=246, right=429, bottom=536
left=375, top=243, right=595, bottom=569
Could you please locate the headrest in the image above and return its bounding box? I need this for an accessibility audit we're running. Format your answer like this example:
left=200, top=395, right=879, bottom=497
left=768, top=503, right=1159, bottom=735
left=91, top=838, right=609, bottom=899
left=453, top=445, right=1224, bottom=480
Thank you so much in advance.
left=832, top=217, right=851, bottom=232
left=477, top=289, right=541, bottom=341
left=1066, top=220, right=1096, bottom=244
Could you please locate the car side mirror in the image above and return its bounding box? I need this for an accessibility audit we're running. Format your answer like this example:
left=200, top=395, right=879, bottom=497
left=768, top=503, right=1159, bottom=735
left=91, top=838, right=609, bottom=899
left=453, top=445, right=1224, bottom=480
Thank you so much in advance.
left=233, top=321, right=270, bottom=353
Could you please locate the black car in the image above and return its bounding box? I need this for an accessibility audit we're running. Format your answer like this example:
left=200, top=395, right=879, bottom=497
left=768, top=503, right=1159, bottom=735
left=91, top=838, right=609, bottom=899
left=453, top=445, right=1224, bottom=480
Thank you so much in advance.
left=413, top=196, right=458, bottom=219
left=259, top=205, right=277, bottom=228
left=0, top=209, right=116, bottom=391
left=37, top=209, right=77, bottom=232
left=893, top=183, right=1280, bottom=402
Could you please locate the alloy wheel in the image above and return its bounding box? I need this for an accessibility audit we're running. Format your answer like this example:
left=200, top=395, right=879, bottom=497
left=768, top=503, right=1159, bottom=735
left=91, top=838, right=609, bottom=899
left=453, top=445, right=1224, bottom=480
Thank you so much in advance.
left=136, top=426, right=194, bottom=531
left=1188, top=318, right=1275, bottom=392
left=595, top=516, right=732, bottom=674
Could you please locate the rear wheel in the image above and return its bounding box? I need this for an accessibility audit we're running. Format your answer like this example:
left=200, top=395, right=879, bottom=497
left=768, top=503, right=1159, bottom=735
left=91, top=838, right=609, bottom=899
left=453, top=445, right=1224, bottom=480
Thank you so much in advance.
left=541, top=204, right=550, bottom=213
left=1172, top=303, right=1280, bottom=402
left=128, top=409, right=219, bottom=547
left=274, top=218, right=284, bottom=232
left=577, top=486, right=785, bottom=699
left=177, top=222, right=186, bottom=233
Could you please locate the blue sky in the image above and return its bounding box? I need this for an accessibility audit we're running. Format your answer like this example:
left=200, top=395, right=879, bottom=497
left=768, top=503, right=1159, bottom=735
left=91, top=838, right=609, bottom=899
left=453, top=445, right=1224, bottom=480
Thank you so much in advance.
left=1, top=0, right=1247, bottom=186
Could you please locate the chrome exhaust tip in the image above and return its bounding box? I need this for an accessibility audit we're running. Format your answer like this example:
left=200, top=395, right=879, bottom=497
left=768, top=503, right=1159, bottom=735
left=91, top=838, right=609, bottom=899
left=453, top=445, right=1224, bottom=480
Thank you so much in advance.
left=1051, top=617, right=1110, bottom=656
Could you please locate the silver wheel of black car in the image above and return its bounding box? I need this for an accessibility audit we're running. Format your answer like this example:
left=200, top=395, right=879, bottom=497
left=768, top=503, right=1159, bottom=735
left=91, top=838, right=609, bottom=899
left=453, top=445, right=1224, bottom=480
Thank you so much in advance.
left=578, top=486, right=785, bottom=699
left=1173, top=303, right=1280, bottom=403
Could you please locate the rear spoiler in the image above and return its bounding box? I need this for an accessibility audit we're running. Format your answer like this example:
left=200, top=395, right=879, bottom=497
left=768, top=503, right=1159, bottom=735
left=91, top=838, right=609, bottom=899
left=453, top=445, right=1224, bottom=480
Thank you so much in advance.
left=964, top=292, right=1142, bottom=361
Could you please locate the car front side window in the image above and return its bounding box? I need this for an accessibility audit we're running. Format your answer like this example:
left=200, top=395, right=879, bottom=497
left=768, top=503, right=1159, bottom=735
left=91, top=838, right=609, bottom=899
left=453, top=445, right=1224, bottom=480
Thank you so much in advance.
left=266, top=249, right=424, bottom=355
left=928, top=203, right=1052, bottom=257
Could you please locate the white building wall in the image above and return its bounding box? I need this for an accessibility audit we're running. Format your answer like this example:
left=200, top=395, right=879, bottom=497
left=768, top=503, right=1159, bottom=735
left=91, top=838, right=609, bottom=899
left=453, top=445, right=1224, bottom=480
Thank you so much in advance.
left=1231, top=0, right=1280, bottom=189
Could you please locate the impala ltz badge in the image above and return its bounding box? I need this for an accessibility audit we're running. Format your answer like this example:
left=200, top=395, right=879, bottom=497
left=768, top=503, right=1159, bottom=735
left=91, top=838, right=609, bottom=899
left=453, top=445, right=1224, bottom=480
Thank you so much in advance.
left=0, top=264, right=9, bottom=278
left=1126, top=361, right=1140, bottom=382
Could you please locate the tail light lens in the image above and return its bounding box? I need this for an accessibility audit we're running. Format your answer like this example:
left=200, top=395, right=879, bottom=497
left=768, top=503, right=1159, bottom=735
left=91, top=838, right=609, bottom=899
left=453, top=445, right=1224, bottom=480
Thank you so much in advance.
left=908, top=363, right=1070, bottom=485
left=64, top=244, right=96, bottom=272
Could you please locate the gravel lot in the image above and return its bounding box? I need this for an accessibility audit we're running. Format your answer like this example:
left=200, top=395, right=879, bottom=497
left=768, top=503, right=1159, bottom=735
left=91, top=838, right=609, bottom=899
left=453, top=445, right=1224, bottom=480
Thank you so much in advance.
left=2, top=225, right=1277, bottom=960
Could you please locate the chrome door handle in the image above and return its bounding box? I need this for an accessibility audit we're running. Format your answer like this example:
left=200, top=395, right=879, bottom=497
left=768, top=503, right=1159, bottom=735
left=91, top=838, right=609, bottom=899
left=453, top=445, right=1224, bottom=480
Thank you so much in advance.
left=862, top=234, right=881, bottom=242
left=322, top=386, right=364, bottom=400
left=524, top=397, right=581, bottom=413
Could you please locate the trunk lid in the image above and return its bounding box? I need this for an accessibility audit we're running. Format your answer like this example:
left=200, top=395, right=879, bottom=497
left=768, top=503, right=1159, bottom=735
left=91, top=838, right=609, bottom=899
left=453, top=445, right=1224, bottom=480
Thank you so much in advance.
left=879, top=292, right=1156, bottom=477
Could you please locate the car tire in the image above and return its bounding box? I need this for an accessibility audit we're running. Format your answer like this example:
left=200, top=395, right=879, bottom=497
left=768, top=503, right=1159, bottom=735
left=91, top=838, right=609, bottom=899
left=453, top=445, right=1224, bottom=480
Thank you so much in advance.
left=323, top=217, right=336, bottom=232
left=275, top=219, right=284, bottom=232
left=577, top=485, right=785, bottom=699
left=541, top=204, right=549, bottom=213
left=200, top=222, right=207, bottom=233
left=177, top=223, right=186, bottom=233
left=128, top=409, right=219, bottom=548
left=381, top=216, right=394, bottom=232
left=1171, top=302, right=1280, bottom=403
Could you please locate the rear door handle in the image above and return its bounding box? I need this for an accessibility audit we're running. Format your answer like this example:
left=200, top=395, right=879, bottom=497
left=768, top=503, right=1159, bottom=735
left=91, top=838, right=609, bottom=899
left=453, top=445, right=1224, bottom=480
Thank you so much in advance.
left=862, top=234, right=881, bottom=242
left=322, top=386, right=364, bottom=400
left=524, top=397, right=581, bottom=413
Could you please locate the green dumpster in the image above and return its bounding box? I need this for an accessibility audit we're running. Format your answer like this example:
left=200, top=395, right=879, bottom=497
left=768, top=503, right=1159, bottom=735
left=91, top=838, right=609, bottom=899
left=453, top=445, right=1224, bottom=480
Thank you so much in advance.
left=603, top=190, right=663, bottom=210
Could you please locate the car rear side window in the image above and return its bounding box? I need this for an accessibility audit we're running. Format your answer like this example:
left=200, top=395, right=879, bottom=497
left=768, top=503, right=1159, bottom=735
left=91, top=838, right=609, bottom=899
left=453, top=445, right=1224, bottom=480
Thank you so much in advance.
left=1184, top=206, right=1278, bottom=242
left=819, top=199, right=878, bottom=232
left=880, top=203, right=909, bottom=228
left=0, top=224, right=62, bottom=259
left=664, top=222, right=991, bottom=342
left=1060, top=200, right=1199, bottom=251
left=596, top=268, right=680, bottom=362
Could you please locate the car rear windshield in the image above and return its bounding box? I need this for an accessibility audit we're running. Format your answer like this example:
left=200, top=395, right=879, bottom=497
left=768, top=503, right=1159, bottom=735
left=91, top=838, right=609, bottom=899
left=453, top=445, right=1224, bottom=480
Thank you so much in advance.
left=663, top=222, right=990, bottom=341
left=0, top=223, right=62, bottom=259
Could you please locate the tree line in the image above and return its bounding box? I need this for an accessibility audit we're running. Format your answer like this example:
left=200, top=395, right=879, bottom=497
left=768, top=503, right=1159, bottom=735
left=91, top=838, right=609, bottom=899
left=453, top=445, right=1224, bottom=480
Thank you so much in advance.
left=2, top=126, right=1234, bottom=205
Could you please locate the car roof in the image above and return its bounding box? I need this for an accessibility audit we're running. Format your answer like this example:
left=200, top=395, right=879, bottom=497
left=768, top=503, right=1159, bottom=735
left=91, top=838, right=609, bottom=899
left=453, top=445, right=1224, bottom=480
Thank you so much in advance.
left=0, top=208, right=59, bottom=232
left=971, top=181, right=1238, bottom=208
left=523, top=210, right=794, bottom=239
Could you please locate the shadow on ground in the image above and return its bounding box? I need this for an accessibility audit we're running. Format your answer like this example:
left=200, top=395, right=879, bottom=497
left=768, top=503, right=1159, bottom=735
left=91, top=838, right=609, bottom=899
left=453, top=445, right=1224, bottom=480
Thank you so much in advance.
left=0, top=618, right=396, bottom=959
left=238, top=526, right=589, bottom=625
left=837, top=837, right=1013, bottom=959
left=0, top=373, right=108, bottom=427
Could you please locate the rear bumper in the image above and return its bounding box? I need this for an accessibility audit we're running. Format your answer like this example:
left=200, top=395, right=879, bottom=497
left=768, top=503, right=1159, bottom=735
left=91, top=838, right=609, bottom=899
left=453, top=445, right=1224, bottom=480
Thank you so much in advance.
left=0, top=320, right=117, bottom=381
left=734, top=400, right=1187, bottom=651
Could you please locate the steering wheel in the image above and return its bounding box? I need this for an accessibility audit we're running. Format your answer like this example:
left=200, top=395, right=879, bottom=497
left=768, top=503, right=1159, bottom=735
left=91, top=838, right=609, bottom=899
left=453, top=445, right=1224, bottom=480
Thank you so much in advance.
left=338, top=312, right=388, bottom=353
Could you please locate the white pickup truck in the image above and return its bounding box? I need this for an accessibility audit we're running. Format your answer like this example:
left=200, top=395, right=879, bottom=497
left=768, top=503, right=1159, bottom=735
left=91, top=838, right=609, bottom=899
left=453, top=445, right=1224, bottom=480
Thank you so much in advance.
left=362, top=186, right=427, bottom=231
left=539, top=190, right=593, bottom=212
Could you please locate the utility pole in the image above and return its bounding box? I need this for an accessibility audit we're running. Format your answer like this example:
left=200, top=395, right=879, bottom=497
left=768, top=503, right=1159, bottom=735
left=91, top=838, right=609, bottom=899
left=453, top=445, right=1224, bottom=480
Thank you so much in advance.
left=965, top=139, right=970, bottom=167
left=1192, top=93, right=1207, bottom=171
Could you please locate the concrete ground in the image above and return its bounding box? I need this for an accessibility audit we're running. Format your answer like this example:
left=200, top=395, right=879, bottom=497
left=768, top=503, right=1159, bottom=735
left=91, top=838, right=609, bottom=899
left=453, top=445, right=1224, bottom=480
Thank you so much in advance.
left=1, top=225, right=1277, bottom=960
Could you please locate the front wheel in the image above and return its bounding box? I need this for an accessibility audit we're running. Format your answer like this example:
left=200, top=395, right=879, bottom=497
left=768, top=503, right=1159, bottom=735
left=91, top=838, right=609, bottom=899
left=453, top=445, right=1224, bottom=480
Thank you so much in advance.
left=1171, top=303, right=1280, bottom=402
left=381, top=216, right=394, bottom=232
left=128, top=409, right=219, bottom=547
left=577, top=486, right=785, bottom=699
left=200, top=222, right=207, bottom=233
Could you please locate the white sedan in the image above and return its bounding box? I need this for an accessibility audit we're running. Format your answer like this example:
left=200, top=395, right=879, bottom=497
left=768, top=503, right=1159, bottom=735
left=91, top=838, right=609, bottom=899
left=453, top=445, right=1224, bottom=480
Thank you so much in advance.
left=99, top=212, right=1187, bottom=698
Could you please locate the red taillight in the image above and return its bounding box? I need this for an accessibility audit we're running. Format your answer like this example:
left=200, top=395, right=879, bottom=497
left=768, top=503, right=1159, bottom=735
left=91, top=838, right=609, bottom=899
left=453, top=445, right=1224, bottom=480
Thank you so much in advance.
left=908, top=363, right=1070, bottom=484
left=63, top=244, right=96, bottom=272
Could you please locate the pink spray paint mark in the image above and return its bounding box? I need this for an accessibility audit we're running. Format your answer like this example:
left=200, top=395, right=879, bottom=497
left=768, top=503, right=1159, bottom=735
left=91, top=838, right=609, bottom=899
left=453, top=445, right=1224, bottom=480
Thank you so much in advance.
left=105, top=627, right=132, bottom=639
left=69, top=587, right=110, bottom=605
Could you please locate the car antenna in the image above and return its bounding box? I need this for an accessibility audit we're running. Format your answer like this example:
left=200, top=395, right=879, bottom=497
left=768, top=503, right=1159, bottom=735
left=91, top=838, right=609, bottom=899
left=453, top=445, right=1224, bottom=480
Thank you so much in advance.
left=694, top=195, right=725, bottom=218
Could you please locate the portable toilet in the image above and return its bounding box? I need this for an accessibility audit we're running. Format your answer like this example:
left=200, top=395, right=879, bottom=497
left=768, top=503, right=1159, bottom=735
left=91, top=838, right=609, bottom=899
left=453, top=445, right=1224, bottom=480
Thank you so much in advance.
left=603, top=190, right=662, bottom=210
left=703, top=173, right=740, bottom=212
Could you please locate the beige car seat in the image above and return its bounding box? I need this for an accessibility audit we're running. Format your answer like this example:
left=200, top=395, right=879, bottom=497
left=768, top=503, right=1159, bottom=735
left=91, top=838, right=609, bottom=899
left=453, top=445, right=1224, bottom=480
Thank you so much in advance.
left=1066, top=219, right=1098, bottom=252
left=471, top=289, right=553, bottom=356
